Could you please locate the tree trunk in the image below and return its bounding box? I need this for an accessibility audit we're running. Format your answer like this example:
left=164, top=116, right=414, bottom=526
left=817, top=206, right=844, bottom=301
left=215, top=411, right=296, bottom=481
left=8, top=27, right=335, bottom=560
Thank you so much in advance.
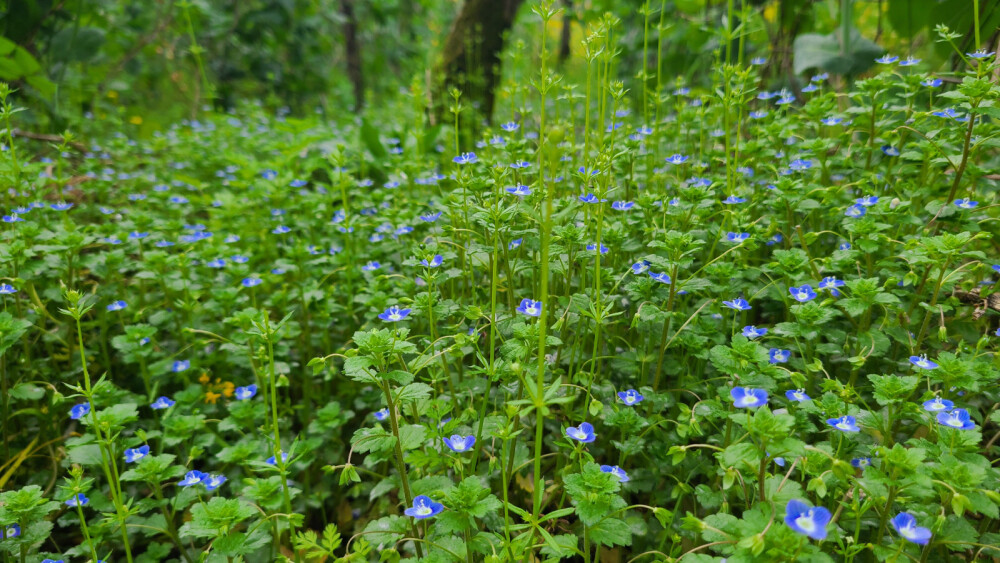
left=340, top=0, right=364, bottom=111
left=558, top=0, right=573, bottom=65
left=437, top=0, right=525, bottom=121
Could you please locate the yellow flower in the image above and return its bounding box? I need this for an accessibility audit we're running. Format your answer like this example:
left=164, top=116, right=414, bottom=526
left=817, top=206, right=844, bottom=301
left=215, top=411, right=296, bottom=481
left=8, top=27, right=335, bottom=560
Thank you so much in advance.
left=204, top=391, right=221, bottom=404
left=107, top=90, right=118, bottom=99
left=198, top=373, right=210, bottom=384
left=222, top=382, right=235, bottom=398
left=129, top=115, right=143, bottom=125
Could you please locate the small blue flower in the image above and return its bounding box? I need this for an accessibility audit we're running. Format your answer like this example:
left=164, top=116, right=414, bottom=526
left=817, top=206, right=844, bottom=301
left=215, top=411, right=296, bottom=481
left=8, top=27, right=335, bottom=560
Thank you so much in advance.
left=374, top=408, right=389, bottom=421
left=839, top=242, right=852, bottom=250
left=818, top=276, right=845, bottom=291
left=362, top=261, right=381, bottom=272
left=630, top=261, right=651, bottom=275
left=0, top=284, right=16, bottom=295
left=124, top=445, right=150, bottom=463
left=421, top=255, right=444, bottom=268
left=517, top=299, right=542, bottom=317
left=649, top=272, right=671, bottom=284
left=70, top=402, right=91, bottom=420
left=509, top=238, right=523, bottom=250
left=579, top=193, right=607, bottom=204
left=172, top=360, right=190, bottom=372
left=261, top=169, right=277, bottom=180
left=937, top=408, right=975, bottom=430
left=954, top=198, right=978, bottom=209
left=723, top=195, right=746, bottom=204
left=566, top=422, right=596, bottom=443
left=725, top=232, right=750, bottom=243
left=922, top=78, right=943, bottom=88
left=272, top=225, right=291, bottom=234
left=770, top=349, right=790, bottom=364
left=731, top=387, right=768, bottom=408
left=851, top=457, right=872, bottom=469
left=966, top=49, right=995, bottom=59
left=617, top=389, right=644, bottom=406
left=899, top=56, right=921, bottom=67
left=600, top=465, right=630, bottom=482
left=742, top=326, right=767, bottom=339
left=723, top=298, right=751, bottom=311
left=266, top=452, right=289, bottom=465
left=242, top=277, right=262, bottom=288
left=785, top=389, right=810, bottom=402
left=379, top=305, right=411, bottom=322
left=404, top=495, right=444, bottom=519
left=1, top=213, right=24, bottom=223
left=2, top=523, right=21, bottom=539
left=751, top=56, right=767, bottom=65
left=789, top=285, right=817, bottom=302
left=891, top=512, right=932, bottom=545
left=845, top=204, right=867, bottom=218
left=586, top=243, right=609, bottom=254
left=203, top=474, right=227, bottom=492
left=827, top=415, right=860, bottom=433
left=922, top=397, right=953, bottom=412
left=506, top=185, right=531, bottom=197
left=500, top=121, right=519, bottom=132
left=611, top=201, right=634, bottom=211
left=881, top=145, right=900, bottom=157
left=875, top=54, right=899, bottom=64
left=50, top=202, right=74, bottom=211
left=784, top=499, right=831, bottom=540
left=179, top=470, right=208, bottom=486
left=856, top=195, right=879, bottom=207
left=665, top=154, right=689, bottom=165
left=151, top=396, right=175, bottom=410
left=65, top=493, right=89, bottom=507
left=749, top=110, right=768, bottom=119
left=909, top=355, right=938, bottom=370
left=821, top=116, right=844, bottom=126
left=106, top=300, right=127, bottom=312
left=443, top=435, right=476, bottom=453
left=235, top=384, right=257, bottom=400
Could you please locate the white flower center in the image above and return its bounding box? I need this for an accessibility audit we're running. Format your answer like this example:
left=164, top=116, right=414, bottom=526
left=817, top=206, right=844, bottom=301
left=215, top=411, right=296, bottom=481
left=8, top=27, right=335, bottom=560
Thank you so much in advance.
left=836, top=419, right=852, bottom=430
left=795, top=512, right=817, bottom=533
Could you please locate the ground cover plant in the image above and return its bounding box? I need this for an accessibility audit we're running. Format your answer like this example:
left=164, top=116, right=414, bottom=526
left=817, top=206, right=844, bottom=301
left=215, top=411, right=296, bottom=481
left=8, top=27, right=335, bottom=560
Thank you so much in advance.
left=2, top=2, right=1000, bottom=562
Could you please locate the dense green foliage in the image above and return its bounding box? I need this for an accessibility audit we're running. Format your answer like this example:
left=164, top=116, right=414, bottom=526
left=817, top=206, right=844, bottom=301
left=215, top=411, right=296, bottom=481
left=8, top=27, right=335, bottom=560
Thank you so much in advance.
left=2, top=1, right=1000, bottom=562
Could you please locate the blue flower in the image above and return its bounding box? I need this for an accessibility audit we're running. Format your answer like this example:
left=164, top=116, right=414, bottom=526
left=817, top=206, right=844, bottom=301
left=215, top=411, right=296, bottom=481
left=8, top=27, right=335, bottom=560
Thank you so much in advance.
left=731, top=387, right=768, bottom=408
left=839, top=242, right=852, bottom=251
left=786, top=389, right=810, bottom=402
left=362, top=261, right=381, bottom=272
left=1, top=213, right=24, bottom=223
left=749, top=110, right=768, bottom=119
left=845, top=204, right=867, bottom=218
left=881, top=145, right=900, bottom=157
left=826, top=415, right=860, bottom=433
left=922, top=397, right=953, bottom=412
left=851, top=457, right=871, bottom=469
left=617, top=389, right=644, bottom=406
left=179, top=470, right=208, bottom=486
left=630, top=261, right=651, bottom=275
left=506, top=185, right=531, bottom=196
left=600, top=465, right=630, bottom=482
left=0, top=284, right=16, bottom=295
left=70, top=403, right=91, bottom=420
left=665, top=154, right=689, bottom=165
left=922, top=78, right=943, bottom=87
left=203, top=474, right=227, bottom=492
left=421, top=255, right=444, bottom=268
left=967, top=49, right=995, bottom=59
left=723, top=298, right=751, bottom=311
left=875, top=54, right=899, bottom=64
left=500, top=121, right=519, bottom=132
left=611, top=201, right=634, bottom=211
left=151, top=396, right=175, bottom=410
left=235, top=384, right=257, bottom=400
left=742, top=326, right=767, bottom=339
left=242, top=277, right=262, bottom=288
left=266, top=452, right=289, bottom=465
left=725, top=232, right=750, bottom=243
left=2, top=524, right=21, bottom=539
left=937, top=408, right=975, bottom=430
left=509, top=160, right=531, bottom=169
left=379, top=305, right=411, bottom=322
left=954, top=198, right=978, bottom=209
left=586, top=243, right=609, bottom=254
left=261, top=169, right=277, bottom=180
left=172, top=360, right=190, bottom=372
left=452, top=152, right=477, bottom=164
left=65, top=493, right=89, bottom=507
left=751, top=56, right=767, bottom=65
left=579, top=193, right=606, bottom=204
left=891, top=512, right=932, bottom=545
left=784, top=499, right=831, bottom=540
left=404, top=495, right=444, bottom=519
left=649, top=272, right=671, bottom=284
left=41, top=559, right=64, bottom=563
left=50, top=202, right=74, bottom=211
left=856, top=195, right=879, bottom=207
left=443, top=435, right=476, bottom=453
left=124, top=445, right=150, bottom=463
left=818, top=276, right=845, bottom=291
left=769, top=349, right=790, bottom=364
left=722, top=195, right=746, bottom=204
left=106, top=300, right=127, bottom=312
left=789, top=285, right=817, bottom=302
left=767, top=233, right=783, bottom=246
left=909, top=355, right=938, bottom=369
left=374, top=408, right=389, bottom=421
left=272, top=225, right=291, bottom=234
left=517, top=298, right=542, bottom=317
left=566, top=422, right=596, bottom=443
left=821, top=116, right=844, bottom=126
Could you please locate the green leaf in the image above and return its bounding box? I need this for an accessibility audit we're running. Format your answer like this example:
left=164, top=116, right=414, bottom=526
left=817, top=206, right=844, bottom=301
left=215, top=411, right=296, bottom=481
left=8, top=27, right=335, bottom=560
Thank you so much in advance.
left=587, top=517, right=632, bottom=547
left=793, top=28, right=881, bottom=75
left=360, top=118, right=388, bottom=159
left=50, top=27, right=106, bottom=63
left=9, top=383, right=44, bottom=401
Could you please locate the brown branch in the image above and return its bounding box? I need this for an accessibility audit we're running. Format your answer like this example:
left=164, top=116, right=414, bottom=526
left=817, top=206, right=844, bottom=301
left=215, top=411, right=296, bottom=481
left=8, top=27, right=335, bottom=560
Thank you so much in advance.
left=11, top=129, right=86, bottom=151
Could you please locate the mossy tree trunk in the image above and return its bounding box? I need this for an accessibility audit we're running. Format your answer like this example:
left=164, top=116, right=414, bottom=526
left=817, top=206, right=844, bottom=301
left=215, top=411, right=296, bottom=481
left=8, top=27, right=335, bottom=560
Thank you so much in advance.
left=340, top=0, right=364, bottom=111
left=437, top=0, right=525, bottom=122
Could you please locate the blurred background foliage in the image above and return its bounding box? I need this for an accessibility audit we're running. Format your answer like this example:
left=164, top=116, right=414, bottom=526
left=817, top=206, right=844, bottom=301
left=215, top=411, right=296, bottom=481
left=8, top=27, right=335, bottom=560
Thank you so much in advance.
left=0, top=0, right=997, bottom=133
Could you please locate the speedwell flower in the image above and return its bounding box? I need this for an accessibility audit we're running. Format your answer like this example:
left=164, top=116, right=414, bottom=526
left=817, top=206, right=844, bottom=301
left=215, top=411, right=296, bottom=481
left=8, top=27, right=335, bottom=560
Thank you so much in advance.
left=789, top=285, right=817, bottom=302
left=405, top=495, right=444, bottom=519
left=565, top=422, right=596, bottom=443
left=827, top=415, right=860, bottom=433
left=443, top=435, right=476, bottom=453
left=891, top=512, right=932, bottom=545
left=379, top=306, right=411, bottom=322
left=909, top=355, right=938, bottom=369
left=784, top=499, right=831, bottom=540
left=600, top=465, right=630, bottom=482
left=517, top=299, right=542, bottom=317
left=124, top=445, right=150, bottom=463
left=235, top=384, right=257, bottom=400
left=731, top=387, right=768, bottom=408
left=937, top=408, right=975, bottom=430
left=617, top=389, right=644, bottom=405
